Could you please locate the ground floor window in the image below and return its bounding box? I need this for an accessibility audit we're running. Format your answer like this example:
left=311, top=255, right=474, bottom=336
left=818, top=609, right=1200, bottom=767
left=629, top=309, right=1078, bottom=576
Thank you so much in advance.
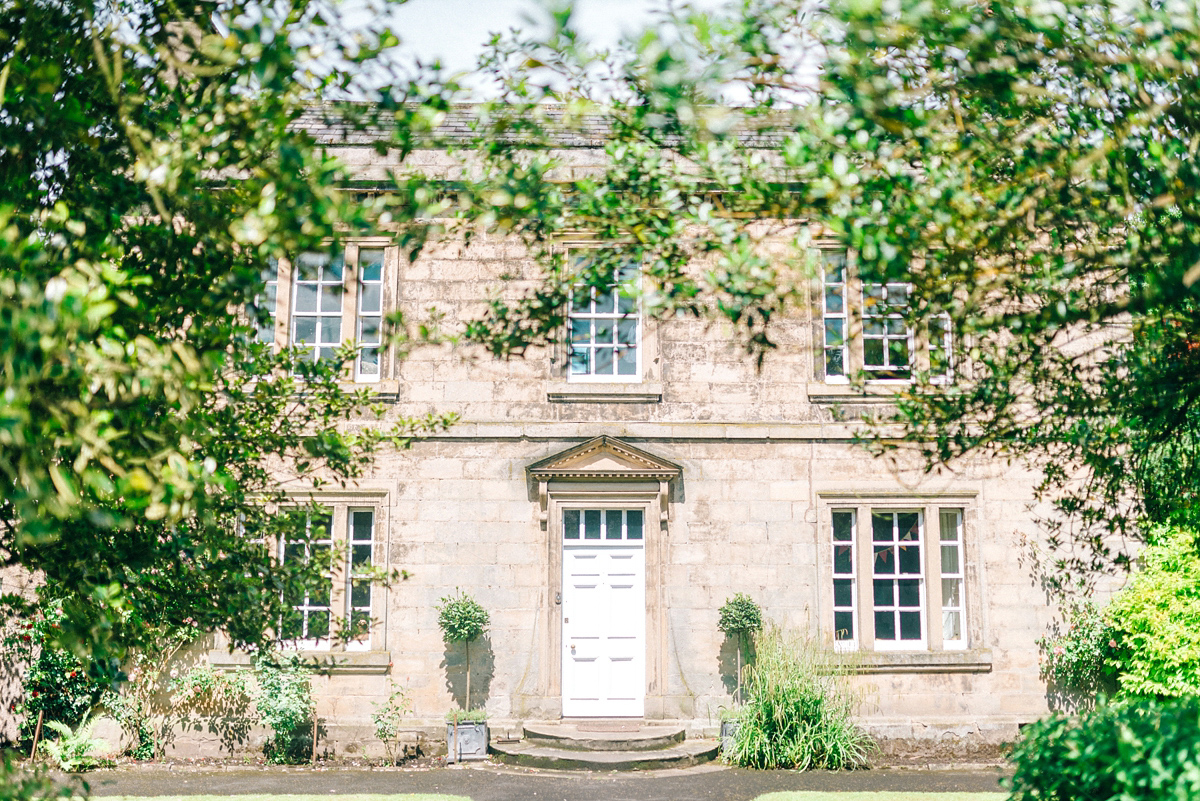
left=827, top=502, right=970, bottom=651
left=278, top=505, right=379, bottom=651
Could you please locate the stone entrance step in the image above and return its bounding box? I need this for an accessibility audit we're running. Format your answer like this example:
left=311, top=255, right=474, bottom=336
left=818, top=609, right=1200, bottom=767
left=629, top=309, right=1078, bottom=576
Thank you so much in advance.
left=523, top=720, right=686, bottom=752
left=489, top=738, right=719, bottom=771
left=489, top=720, right=718, bottom=771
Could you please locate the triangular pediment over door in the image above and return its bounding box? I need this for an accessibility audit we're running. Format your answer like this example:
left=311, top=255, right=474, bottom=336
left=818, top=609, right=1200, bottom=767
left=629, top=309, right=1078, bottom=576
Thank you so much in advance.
left=527, top=435, right=682, bottom=481
left=527, top=436, right=681, bottom=529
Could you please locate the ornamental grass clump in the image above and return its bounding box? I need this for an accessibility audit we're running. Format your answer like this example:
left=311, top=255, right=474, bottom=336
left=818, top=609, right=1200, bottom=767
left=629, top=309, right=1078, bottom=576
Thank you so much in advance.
left=726, top=623, right=873, bottom=770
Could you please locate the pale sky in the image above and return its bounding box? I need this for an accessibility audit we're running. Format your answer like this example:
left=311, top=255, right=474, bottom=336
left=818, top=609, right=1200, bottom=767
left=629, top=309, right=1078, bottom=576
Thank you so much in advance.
left=390, top=0, right=730, bottom=75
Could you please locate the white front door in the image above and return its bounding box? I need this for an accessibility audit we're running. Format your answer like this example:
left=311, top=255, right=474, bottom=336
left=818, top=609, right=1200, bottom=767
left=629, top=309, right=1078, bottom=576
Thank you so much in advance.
left=561, top=508, right=646, bottom=718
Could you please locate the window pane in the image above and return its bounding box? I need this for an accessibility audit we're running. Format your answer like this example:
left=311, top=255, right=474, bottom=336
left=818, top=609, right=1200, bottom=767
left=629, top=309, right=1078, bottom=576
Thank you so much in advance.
left=569, top=347, right=590, bottom=375
left=320, top=317, right=341, bottom=342
left=595, top=347, right=614, bottom=375
left=942, top=577, right=962, bottom=607
left=359, top=317, right=381, bottom=344
left=864, top=318, right=885, bottom=336
left=617, top=292, right=636, bottom=314
left=889, top=338, right=909, bottom=367
left=897, top=578, right=920, bottom=607
left=940, top=510, right=962, bottom=541
left=864, top=338, right=885, bottom=367
left=825, top=319, right=845, bottom=347
left=834, top=544, right=853, bottom=574
left=875, top=611, right=895, bottom=640
left=571, top=288, right=590, bottom=313
left=617, top=347, right=637, bottom=375
left=326, top=254, right=344, bottom=280
left=321, top=286, right=342, bottom=313
left=606, top=510, right=623, bottom=539
left=296, top=284, right=318, bottom=312
left=627, top=510, right=643, bottom=539
left=899, top=611, right=922, bottom=640
left=873, top=545, right=895, bottom=574
left=318, top=347, right=338, bottom=361
left=351, top=579, right=371, bottom=608
left=594, top=321, right=614, bottom=344
left=834, top=578, right=854, bottom=607
left=943, top=609, right=962, bottom=640
left=826, top=349, right=844, bottom=377
left=584, top=510, right=602, bottom=539
left=352, top=511, right=373, bottom=541
left=825, top=286, right=843, bottom=314
left=617, top=318, right=637, bottom=345
left=873, top=578, right=893, bottom=607
left=833, top=511, right=854, bottom=541
left=941, top=545, right=960, bottom=574
left=308, top=610, right=330, bottom=639
left=280, top=609, right=303, bottom=640
left=834, top=611, right=854, bottom=641
left=898, top=513, right=920, bottom=539
left=593, top=290, right=615, bottom=314
left=824, top=255, right=845, bottom=283
left=571, top=318, right=591, bottom=343
left=872, top=513, right=893, bottom=542
left=294, top=317, right=317, bottom=344
left=352, top=544, right=371, bottom=568
left=360, top=249, right=384, bottom=281
left=898, top=544, right=921, bottom=574
left=563, top=509, right=580, bottom=539
left=359, top=349, right=379, bottom=374
left=360, top=284, right=382, bottom=314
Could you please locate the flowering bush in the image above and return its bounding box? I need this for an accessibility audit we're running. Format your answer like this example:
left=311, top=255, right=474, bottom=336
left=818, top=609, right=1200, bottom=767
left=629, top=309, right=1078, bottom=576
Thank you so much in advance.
left=4, top=605, right=106, bottom=744
left=1037, top=600, right=1118, bottom=697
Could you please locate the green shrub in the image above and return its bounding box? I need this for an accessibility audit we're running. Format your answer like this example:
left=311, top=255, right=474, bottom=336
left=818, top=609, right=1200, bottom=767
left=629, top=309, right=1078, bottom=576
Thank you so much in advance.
left=371, top=682, right=413, bottom=765
left=725, top=624, right=873, bottom=770
left=252, top=654, right=314, bottom=764
left=0, top=753, right=79, bottom=801
left=1106, top=526, right=1200, bottom=698
left=1008, top=697, right=1200, bottom=800
left=718, top=594, right=763, bottom=637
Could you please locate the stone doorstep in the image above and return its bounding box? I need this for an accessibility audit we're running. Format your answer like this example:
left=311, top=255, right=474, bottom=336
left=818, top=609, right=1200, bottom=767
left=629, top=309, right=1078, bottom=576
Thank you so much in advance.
left=523, top=721, right=686, bottom=753
left=489, top=739, right=720, bottom=771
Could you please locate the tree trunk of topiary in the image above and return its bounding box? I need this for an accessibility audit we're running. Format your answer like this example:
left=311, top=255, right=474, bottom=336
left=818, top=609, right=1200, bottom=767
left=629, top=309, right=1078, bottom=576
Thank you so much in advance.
left=465, top=639, right=472, bottom=711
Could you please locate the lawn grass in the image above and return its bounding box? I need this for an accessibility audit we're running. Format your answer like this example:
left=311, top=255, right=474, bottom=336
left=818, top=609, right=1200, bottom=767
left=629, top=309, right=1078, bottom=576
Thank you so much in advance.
left=754, top=793, right=1008, bottom=801
left=97, top=796, right=469, bottom=801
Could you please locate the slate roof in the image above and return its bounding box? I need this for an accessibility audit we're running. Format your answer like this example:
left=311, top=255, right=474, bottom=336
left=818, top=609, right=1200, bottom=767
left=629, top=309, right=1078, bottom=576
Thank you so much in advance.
left=294, top=104, right=788, bottom=148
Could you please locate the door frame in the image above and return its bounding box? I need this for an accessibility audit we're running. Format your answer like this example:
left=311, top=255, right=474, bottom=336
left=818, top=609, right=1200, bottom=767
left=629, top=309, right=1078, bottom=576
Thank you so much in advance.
left=546, top=484, right=668, bottom=718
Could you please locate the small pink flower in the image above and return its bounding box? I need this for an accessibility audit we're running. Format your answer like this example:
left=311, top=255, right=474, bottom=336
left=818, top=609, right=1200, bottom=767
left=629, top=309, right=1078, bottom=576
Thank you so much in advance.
left=1053, top=646, right=1064, bottom=656
left=1108, top=639, right=1117, bottom=648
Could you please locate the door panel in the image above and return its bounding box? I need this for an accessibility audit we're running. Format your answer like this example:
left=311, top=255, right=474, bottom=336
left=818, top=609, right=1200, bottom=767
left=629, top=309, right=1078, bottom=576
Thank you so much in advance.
left=562, top=542, right=646, bottom=717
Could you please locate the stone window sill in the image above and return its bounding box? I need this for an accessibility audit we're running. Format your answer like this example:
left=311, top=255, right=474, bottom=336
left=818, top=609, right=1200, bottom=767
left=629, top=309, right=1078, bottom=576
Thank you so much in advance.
left=207, top=649, right=392, bottom=675
left=851, top=649, right=992, bottom=674
left=547, top=382, right=663, bottom=404
left=807, top=383, right=905, bottom=404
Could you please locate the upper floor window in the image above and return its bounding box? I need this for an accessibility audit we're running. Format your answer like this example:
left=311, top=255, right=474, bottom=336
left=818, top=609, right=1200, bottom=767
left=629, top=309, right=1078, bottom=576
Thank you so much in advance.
left=821, top=251, right=952, bottom=384
left=568, top=262, right=641, bottom=382
left=257, top=244, right=389, bottom=382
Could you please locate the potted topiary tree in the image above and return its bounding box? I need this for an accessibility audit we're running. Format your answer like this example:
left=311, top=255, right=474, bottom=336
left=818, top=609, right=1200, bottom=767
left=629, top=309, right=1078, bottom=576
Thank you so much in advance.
left=717, top=593, right=762, bottom=751
left=437, top=590, right=490, bottom=762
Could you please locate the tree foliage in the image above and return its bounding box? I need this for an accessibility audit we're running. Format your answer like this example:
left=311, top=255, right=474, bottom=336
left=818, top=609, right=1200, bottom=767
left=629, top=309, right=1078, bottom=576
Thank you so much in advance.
left=0, top=0, right=461, bottom=666
left=454, top=0, right=1200, bottom=587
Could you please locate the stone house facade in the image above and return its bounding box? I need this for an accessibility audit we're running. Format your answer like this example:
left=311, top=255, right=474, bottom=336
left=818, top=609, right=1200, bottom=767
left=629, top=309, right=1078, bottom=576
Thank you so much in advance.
left=183, top=119, right=1056, bottom=758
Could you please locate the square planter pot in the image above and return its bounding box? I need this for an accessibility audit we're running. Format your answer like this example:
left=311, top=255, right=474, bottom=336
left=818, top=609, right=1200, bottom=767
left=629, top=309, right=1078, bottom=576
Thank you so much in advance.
left=445, top=722, right=489, bottom=762
left=720, top=721, right=741, bottom=754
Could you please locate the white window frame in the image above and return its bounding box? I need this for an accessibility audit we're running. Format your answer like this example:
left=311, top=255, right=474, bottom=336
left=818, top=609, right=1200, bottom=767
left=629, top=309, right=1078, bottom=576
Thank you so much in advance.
left=817, top=249, right=954, bottom=385
left=861, top=283, right=914, bottom=382
left=255, top=262, right=279, bottom=345
left=869, top=509, right=927, bottom=651
left=567, top=261, right=642, bottom=383
left=345, top=507, right=376, bottom=652
left=939, top=509, right=967, bottom=650
left=354, top=247, right=386, bottom=383
left=291, top=251, right=346, bottom=367
left=821, top=498, right=973, bottom=653
left=279, top=511, right=335, bottom=651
